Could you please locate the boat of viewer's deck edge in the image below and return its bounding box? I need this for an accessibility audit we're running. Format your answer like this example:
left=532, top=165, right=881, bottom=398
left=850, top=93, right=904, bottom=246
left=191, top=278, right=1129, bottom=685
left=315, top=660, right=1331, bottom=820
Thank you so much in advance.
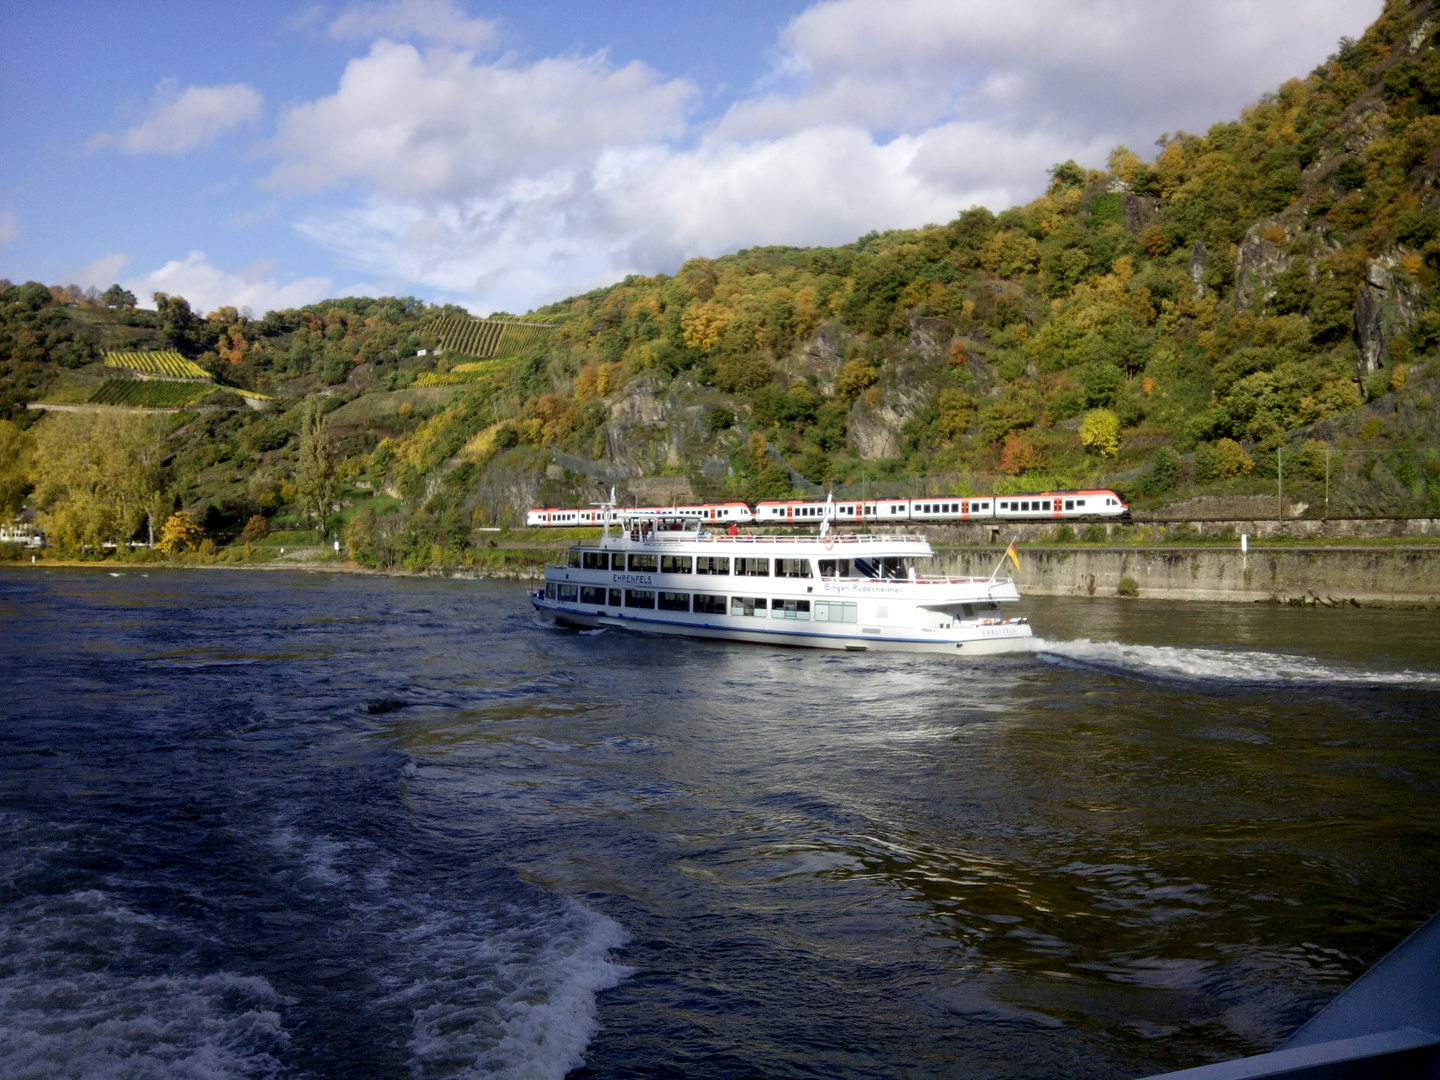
left=531, top=496, right=1034, bottom=654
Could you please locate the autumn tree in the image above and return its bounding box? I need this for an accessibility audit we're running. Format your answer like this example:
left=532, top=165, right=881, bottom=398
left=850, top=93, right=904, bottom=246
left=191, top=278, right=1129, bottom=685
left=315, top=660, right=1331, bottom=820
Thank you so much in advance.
left=31, top=412, right=171, bottom=551
left=294, top=398, right=337, bottom=534
left=156, top=511, right=204, bottom=555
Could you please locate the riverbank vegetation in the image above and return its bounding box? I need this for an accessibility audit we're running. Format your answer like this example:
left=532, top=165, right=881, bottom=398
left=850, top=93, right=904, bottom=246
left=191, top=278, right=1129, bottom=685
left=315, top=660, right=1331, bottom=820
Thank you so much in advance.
left=3, top=0, right=1440, bottom=570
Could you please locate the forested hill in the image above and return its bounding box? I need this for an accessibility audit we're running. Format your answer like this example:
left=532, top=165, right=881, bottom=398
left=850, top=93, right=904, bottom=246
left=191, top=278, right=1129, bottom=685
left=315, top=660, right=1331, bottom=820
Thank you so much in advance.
left=2, top=0, right=1439, bottom=568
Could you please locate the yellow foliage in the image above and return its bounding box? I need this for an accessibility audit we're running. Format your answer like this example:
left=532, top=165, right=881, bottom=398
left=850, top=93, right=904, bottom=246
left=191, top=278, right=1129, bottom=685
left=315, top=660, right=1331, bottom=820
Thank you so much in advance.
left=1391, top=363, right=1409, bottom=392
left=1080, top=409, right=1121, bottom=457
left=1155, top=142, right=1188, bottom=199
left=680, top=302, right=728, bottom=351
left=157, top=511, right=204, bottom=555
left=836, top=358, right=880, bottom=403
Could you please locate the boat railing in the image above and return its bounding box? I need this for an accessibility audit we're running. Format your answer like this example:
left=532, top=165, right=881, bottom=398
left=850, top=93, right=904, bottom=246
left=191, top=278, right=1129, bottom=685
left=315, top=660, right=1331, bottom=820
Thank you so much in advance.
left=576, top=532, right=933, bottom=547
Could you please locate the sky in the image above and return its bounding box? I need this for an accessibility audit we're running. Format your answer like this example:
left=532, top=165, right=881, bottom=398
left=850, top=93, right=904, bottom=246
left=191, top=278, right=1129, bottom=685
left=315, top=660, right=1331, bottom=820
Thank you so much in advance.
left=0, top=0, right=1382, bottom=318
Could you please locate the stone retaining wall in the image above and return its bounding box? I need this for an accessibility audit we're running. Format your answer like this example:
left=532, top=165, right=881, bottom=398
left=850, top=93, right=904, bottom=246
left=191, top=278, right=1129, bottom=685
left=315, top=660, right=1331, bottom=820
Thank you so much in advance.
left=931, top=545, right=1440, bottom=606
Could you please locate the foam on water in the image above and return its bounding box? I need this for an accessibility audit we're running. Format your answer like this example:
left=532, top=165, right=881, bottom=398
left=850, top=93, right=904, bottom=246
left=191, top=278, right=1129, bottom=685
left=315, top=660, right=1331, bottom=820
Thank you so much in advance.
left=0, top=880, right=290, bottom=1080
left=1030, top=637, right=1440, bottom=686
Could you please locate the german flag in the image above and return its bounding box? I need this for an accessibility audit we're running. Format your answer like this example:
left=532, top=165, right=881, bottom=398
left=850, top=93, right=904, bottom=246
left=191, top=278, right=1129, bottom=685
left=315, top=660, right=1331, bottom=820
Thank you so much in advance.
left=1005, top=540, right=1021, bottom=570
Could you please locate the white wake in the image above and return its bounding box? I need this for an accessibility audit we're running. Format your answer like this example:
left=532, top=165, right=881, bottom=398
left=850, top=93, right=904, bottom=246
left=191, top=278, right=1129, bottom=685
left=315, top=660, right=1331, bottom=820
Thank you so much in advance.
left=1029, top=637, right=1440, bottom=686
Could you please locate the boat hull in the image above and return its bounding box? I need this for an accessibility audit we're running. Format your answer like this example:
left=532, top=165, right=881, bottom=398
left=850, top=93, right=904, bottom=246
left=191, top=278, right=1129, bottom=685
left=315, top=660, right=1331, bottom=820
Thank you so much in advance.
left=532, top=595, right=1034, bottom=655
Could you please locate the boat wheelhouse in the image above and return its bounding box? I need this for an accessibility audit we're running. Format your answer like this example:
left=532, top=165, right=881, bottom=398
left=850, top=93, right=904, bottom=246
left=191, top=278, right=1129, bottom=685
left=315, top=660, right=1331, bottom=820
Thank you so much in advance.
left=531, top=502, right=1033, bottom=654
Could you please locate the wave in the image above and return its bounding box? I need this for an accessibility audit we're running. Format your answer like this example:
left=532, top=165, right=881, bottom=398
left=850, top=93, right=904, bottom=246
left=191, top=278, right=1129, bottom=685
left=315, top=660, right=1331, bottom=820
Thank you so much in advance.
left=1030, top=638, right=1440, bottom=687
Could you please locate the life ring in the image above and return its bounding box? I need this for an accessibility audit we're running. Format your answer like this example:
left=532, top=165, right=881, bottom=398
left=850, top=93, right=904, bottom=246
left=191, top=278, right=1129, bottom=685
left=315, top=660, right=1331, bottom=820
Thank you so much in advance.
left=823, top=536, right=835, bottom=550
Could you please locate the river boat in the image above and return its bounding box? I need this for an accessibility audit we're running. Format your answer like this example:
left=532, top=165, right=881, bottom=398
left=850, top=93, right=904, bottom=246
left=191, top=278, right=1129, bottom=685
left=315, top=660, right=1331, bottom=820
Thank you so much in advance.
left=530, top=499, right=1034, bottom=654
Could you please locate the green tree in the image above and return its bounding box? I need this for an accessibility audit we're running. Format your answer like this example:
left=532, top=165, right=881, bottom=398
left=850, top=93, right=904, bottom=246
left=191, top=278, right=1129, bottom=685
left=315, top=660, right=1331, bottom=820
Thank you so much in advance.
left=294, top=398, right=337, bottom=534
left=0, top=419, right=34, bottom=517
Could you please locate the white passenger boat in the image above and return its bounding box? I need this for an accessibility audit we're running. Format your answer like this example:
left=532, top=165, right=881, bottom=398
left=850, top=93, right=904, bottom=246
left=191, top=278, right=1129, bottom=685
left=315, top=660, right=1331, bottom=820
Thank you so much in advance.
left=530, top=499, right=1034, bottom=654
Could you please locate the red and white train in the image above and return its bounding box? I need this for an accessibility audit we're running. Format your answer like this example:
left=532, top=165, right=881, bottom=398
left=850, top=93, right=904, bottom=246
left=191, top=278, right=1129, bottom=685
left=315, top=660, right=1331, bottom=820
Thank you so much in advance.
left=525, top=490, right=1127, bottom=527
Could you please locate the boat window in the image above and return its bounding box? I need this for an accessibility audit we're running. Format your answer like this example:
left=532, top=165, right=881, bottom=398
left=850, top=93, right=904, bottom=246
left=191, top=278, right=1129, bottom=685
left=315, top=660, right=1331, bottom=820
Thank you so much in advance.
left=580, top=586, right=606, bottom=605
left=628, top=553, right=658, bottom=572
left=771, top=599, right=811, bottom=620
left=624, top=589, right=655, bottom=609
left=853, top=557, right=879, bottom=578
left=814, top=600, right=858, bottom=623
left=558, top=584, right=579, bottom=602
left=880, top=557, right=905, bottom=579
left=582, top=551, right=609, bottom=570
left=568, top=550, right=582, bottom=568
left=608, top=588, right=622, bottom=606
left=696, top=556, right=729, bottom=575
left=735, top=558, right=770, bottom=577
left=661, top=555, right=692, bottom=574
left=658, top=591, right=690, bottom=611
left=730, top=596, right=768, bottom=617
left=962, top=603, right=975, bottom=617
left=545, top=583, right=556, bottom=599
left=818, top=559, right=851, bottom=578
left=693, top=594, right=727, bottom=614
left=775, top=558, right=811, bottom=579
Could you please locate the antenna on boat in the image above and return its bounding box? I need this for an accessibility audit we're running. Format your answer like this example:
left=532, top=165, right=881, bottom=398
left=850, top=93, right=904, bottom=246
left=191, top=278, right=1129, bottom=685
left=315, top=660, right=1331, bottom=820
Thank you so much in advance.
left=594, top=486, right=616, bottom=540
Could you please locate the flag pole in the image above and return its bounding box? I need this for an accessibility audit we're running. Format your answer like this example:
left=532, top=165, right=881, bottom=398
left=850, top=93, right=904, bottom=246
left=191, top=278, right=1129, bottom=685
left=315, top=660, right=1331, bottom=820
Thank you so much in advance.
left=989, top=535, right=1020, bottom=581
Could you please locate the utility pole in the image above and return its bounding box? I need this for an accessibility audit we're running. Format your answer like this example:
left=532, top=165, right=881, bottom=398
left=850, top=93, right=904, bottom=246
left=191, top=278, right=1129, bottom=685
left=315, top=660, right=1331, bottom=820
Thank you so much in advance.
left=1277, top=446, right=1284, bottom=522
left=1324, top=444, right=1330, bottom=518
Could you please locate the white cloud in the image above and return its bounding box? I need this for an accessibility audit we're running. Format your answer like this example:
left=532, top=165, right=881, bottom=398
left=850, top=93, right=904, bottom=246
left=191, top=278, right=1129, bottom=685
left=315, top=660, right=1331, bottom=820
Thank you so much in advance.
left=328, top=0, right=497, bottom=47
left=122, top=251, right=331, bottom=316
left=725, top=0, right=1379, bottom=147
left=267, top=0, right=1376, bottom=314
left=71, top=252, right=132, bottom=289
left=266, top=40, right=695, bottom=199
left=90, top=79, right=263, bottom=155
left=0, top=209, right=16, bottom=245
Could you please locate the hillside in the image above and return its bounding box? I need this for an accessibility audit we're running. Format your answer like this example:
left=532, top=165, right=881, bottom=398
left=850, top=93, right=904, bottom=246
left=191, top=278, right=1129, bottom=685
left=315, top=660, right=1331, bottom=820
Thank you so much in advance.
left=2, top=0, right=1439, bottom=570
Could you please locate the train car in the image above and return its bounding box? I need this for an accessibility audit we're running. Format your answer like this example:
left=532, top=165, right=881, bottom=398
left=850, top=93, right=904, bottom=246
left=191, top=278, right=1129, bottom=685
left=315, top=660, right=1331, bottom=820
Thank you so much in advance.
left=992, top=490, right=1128, bottom=520
left=528, top=490, right=1126, bottom=527
left=908, top=496, right=996, bottom=521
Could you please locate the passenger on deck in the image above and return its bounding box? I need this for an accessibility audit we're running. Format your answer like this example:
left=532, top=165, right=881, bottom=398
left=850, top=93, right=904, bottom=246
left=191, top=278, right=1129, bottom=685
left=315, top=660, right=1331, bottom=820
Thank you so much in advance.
left=728, top=522, right=739, bottom=537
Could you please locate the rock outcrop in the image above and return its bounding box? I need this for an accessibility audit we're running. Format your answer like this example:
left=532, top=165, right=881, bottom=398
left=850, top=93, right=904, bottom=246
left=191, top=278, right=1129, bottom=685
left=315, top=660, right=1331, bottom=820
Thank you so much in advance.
left=1353, top=255, right=1426, bottom=373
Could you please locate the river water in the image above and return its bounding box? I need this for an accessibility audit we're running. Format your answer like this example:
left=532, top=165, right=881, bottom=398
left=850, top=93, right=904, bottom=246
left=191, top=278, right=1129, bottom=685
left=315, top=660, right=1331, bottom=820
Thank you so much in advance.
left=2, top=569, right=1438, bottom=1080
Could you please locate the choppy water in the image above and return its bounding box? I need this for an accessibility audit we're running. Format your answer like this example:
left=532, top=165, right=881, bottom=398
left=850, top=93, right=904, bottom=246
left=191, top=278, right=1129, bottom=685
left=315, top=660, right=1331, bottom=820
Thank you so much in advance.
left=2, top=569, right=1438, bottom=1079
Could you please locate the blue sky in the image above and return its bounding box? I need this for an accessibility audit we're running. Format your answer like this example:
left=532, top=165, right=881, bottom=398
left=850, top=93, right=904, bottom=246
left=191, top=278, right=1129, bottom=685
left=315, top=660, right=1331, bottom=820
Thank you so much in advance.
left=1, top=0, right=1379, bottom=317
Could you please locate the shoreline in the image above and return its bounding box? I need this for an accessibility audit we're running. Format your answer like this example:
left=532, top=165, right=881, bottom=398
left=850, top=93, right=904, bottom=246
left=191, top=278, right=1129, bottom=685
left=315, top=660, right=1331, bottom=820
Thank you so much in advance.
left=10, top=543, right=1440, bottom=606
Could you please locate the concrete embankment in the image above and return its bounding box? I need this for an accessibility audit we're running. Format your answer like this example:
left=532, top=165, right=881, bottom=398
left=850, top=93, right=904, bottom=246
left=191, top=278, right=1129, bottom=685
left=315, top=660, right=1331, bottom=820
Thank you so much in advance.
left=931, top=545, right=1440, bottom=607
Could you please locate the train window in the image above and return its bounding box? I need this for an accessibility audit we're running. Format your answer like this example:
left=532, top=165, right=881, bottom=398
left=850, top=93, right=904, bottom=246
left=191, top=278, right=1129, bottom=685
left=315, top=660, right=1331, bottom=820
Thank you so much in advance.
left=628, top=553, right=658, bottom=572
left=582, top=551, right=609, bottom=570
left=658, top=591, right=690, bottom=612
left=624, top=589, right=656, bottom=609
left=693, top=594, right=727, bottom=614
left=735, top=558, right=770, bottom=577
left=580, top=586, right=606, bottom=605
left=661, top=555, right=692, bottom=574
left=1065, top=500, right=1074, bottom=510
left=730, top=596, right=768, bottom=617
left=697, top=556, right=729, bottom=575
left=771, top=599, right=811, bottom=620
left=775, top=558, right=811, bottom=578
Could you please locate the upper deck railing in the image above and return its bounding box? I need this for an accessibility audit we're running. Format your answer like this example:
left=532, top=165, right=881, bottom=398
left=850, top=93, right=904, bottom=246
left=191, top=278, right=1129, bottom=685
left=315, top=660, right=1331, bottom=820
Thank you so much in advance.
left=579, top=531, right=932, bottom=547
